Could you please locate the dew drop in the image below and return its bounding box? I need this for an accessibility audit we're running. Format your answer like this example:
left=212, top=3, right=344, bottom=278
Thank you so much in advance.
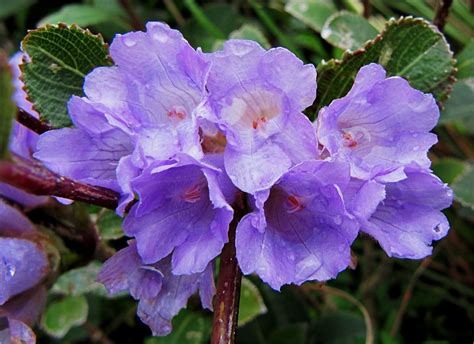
left=333, top=215, right=342, bottom=225
left=123, top=36, right=137, bottom=47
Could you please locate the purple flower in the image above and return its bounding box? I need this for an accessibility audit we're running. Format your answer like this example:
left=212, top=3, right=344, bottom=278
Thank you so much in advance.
left=98, top=241, right=214, bottom=336
left=236, top=160, right=367, bottom=290
left=0, top=201, right=49, bottom=306
left=0, top=53, right=48, bottom=208
left=124, top=154, right=233, bottom=275
left=34, top=22, right=210, bottom=210
left=351, top=167, right=453, bottom=259
left=200, top=40, right=318, bottom=193
left=0, top=287, right=47, bottom=344
left=316, top=63, right=439, bottom=182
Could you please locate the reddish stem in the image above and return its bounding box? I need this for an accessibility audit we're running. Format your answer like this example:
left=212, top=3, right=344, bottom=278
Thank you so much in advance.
left=433, top=0, right=453, bottom=30
left=211, top=207, right=245, bottom=344
left=0, top=156, right=119, bottom=209
left=17, top=109, right=53, bottom=134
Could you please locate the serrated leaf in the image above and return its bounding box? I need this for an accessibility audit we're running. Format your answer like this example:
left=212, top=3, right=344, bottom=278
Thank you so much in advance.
left=230, top=24, right=270, bottom=49
left=238, top=277, right=267, bottom=326
left=96, top=209, right=124, bottom=240
left=452, top=164, right=474, bottom=209
left=51, top=261, right=108, bottom=297
left=315, top=17, right=455, bottom=113
left=0, top=52, right=15, bottom=158
left=42, top=295, right=88, bottom=338
left=439, top=78, right=474, bottom=132
left=38, top=4, right=120, bottom=27
left=321, top=11, right=378, bottom=51
left=0, top=0, right=36, bottom=19
left=21, top=24, right=111, bottom=127
left=285, top=0, right=337, bottom=33
left=456, top=40, right=474, bottom=79
left=145, top=310, right=211, bottom=344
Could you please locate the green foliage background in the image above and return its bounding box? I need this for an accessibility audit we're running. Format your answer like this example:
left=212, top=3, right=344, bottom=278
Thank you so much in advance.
left=1, top=0, right=473, bottom=343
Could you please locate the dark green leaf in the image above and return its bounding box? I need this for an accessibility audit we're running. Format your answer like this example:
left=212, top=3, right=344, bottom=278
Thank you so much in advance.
left=0, top=52, right=15, bottom=158
left=239, top=277, right=267, bottom=326
left=321, top=11, right=378, bottom=51
left=432, top=158, right=466, bottom=184
left=38, top=4, right=121, bottom=27
left=21, top=24, right=112, bottom=127
left=269, top=323, right=307, bottom=344
left=145, top=310, right=211, bottom=344
left=42, top=295, right=89, bottom=338
left=51, top=261, right=108, bottom=297
left=452, top=164, right=474, bottom=209
left=439, top=78, right=474, bottom=132
left=315, top=17, right=455, bottom=113
left=285, top=0, right=337, bottom=33
left=0, top=0, right=36, bottom=19
left=310, top=311, right=366, bottom=344
left=456, top=40, right=474, bottom=79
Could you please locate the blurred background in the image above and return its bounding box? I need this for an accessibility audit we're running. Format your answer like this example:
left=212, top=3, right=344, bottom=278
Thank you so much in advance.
left=1, top=0, right=473, bottom=343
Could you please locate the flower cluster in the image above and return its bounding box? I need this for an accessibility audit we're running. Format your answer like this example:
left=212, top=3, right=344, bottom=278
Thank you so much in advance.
left=32, top=22, right=452, bottom=335
left=0, top=200, right=49, bottom=343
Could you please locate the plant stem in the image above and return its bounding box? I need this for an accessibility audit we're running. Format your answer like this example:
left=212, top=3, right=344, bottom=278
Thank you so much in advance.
left=0, top=155, right=119, bottom=209
left=17, top=109, right=53, bottom=134
left=211, top=205, right=245, bottom=344
left=118, top=0, right=144, bottom=30
left=362, top=0, right=372, bottom=18
left=433, top=0, right=453, bottom=31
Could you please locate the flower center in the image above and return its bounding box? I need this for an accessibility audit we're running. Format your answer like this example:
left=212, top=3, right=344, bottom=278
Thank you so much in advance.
left=201, top=131, right=227, bottom=154
left=182, top=184, right=202, bottom=203
left=286, top=195, right=304, bottom=213
left=167, top=105, right=187, bottom=122
left=252, top=116, right=268, bottom=129
left=342, top=132, right=358, bottom=148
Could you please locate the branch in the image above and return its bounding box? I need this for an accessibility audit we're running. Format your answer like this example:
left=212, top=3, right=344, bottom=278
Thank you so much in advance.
left=211, top=203, right=245, bottom=344
left=17, top=108, right=53, bottom=134
left=118, top=0, right=144, bottom=30
left=362, top=0, right=371, bottom=18
left=0, top=156, right=119, bottom=209
left=433, top=0, right=453, bottom=31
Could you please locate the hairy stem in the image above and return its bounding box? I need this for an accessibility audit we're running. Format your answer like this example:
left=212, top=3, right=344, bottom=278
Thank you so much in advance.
left=16, top=109, right=53, bottom=134
left=433, top=0, right=453, bottom=31
left=211, top=204, right=245, bottom=344
left=0, top=156, right=119, bottom=209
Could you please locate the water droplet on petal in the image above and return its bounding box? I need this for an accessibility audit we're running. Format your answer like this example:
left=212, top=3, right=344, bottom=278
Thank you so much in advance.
left=123, top=36, right=137, bottom=47
left=333, top=215, right=342, bottom=225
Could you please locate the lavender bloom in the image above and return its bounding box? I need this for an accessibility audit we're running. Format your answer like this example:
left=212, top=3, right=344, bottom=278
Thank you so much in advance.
left=124, top=154, right=233, bottom=275
left=34, top=22, right=209, bottom=210
left=0, top=53, right=48, bottom=208
left=316, top=63, right=439, bottom=182
left=350, top=168, right=453, bottom=259
left=0, top=201, right=49, bottom=306
left=98, top=241, right=214, bottom=336
left=201, top=40, right=318, bottom=193
left=0, top=287, right=47, bottom=344
left=236, top=160, right=369, bottom=290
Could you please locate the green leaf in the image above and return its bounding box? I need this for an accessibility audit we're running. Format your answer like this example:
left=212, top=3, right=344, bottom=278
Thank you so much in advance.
left=96, top=209, right=125, bottom=240
left=452, top=164, right=474, bottom=209
left=321, top=11, right=379, bottom=51
left=456, top=40, right=474, bottom=79
left=285, top=0, right=337, bottom=33
left=38, top=4, right=120, bottom=27
left=269, top=323, right=307, bottom=344
left=0, top=52, right=15, bottom=159
left=432, top=158, right=466, bottom=184
left=51, top=261, right=108, bottom=297
left=310, top=311, right=366, bottom=344
left=439, top=78, right=474, bottom=132
left=315, top=17, right=455, bottom=113
left=238, top=277, right=267, bottom=326
left=0, top=0, right=36, bottom=19
left=230, top=24, right=271, bottom=49
left=145, top=310, right=211, bottom=344
left=21, top=24, right=112, bottom=127
left=42, top=295, right=89, bottom=338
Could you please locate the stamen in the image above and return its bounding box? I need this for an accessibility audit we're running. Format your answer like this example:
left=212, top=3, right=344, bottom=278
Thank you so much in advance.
left=286, top=195, right=304, bottom=213
left=167, top=106, right=187, bottom=121
left=252, top=116, right=268, bottom=129
left=342, top=132, right=357, bottom=148
left=183, top=184, right=202, bottom=203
